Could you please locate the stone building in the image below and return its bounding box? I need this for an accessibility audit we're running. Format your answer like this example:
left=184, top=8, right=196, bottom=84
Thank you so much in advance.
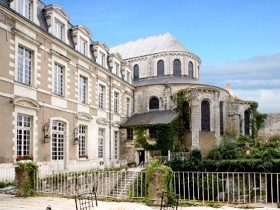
left=0, top=0, right=133, bottom=169
left=111, top=34, right=253, bottom=163
left=0, top=0, right=253, bottom=169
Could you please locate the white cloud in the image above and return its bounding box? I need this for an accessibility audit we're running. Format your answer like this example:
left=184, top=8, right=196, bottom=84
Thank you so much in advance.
left=201, top=53, right=280, bottom=113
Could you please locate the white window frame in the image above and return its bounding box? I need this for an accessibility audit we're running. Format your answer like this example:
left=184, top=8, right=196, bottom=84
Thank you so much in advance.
left=114, top=91, right=119, bottom=114
left=54, top=19, right=63, bottom=40
left=101, top=52, right=105, bottom=67
left=51, top=120, right=65, bottom=160
left=114, top=131, right=118, bottom=159
left=53, top=63, right=64, bottom=96
left=18, top=0, right=32, bottom=20
left=17, top=114, right=31, bottom=157
left=79, top=75, right=87, bottom=103
left=126, top=97, right=130, bottom=117
left=17, top=46, right=32, bottom=85
left=98, top=128, right=104, bottom=158
left=79, top=38, right=87, bottom=55
left=78, top=125, right=87, bottom=157
left=98, top=84, right=105, bottom=109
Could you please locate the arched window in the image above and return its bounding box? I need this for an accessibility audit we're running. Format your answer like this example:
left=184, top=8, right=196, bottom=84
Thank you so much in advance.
left=157, top=60, right=164, bottom=77
left=244, top=110, right=250, bottom=136
left=149, top=97, right=159, bottom=110
left=201, top=100, right=210, bottom=131
left=183, top=101, right=190, bottom=131
left=133, top=64, right=139, bottom=81
left=219, top=101, right=224, bottom=135
left=188, top=61, right=194, bottom=78
left=173, top=59, right=181, bottom=77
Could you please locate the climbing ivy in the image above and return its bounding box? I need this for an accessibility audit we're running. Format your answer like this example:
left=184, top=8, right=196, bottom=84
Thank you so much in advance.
left=16, top=161, right=38, bottom=196
left=146, top=161, right=173, bottom=195
left=171, top=89, right=192, bottom=145
left=248, top=102, right=267, bottom=140
left=134, top=124, right=175, bottom=155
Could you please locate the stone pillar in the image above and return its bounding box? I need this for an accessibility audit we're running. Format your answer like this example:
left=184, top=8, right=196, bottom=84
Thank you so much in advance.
left=15, top=165, right=34, bottom=196
left=148, top=168, right=166, bottom=205
left=191, top=99, right=200, bottom=149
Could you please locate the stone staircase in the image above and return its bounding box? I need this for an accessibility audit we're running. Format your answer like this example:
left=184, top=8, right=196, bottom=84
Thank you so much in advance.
left=110, top=164, right=145, bottom=198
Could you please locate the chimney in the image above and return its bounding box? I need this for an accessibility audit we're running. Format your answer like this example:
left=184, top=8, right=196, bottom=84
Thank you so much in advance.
left=226, top=83, right=231, bottom=90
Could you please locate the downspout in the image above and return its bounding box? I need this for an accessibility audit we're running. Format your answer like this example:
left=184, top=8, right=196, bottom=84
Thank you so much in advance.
left=109, top=75, right=112, bottom=161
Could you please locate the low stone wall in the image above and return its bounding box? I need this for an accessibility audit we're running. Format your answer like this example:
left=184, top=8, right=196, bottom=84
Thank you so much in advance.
left=258, top=113, right=280, bottom=141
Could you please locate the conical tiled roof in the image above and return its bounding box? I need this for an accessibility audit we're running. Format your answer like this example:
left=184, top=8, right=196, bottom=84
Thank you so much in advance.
left=110, top=33, right=188, bottom=59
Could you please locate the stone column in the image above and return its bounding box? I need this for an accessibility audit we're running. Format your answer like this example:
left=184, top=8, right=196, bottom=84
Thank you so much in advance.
left=191, top=97, right=200, bottom=149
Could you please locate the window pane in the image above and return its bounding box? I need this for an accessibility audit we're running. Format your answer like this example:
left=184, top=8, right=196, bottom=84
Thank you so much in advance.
left=52, top=121, right=65, bottom=160
left=17, top=115, right=31, bottom=157
left=201, top=100, right=210, bottom=131
left=157, top=60, right=164, bottom=77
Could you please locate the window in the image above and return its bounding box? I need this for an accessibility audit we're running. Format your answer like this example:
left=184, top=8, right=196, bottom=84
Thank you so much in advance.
left=219, top=102, right=224, bottom=135
left=79, top=75, right=87, bottom=103
left=78, top=125, right=87, bottom=157
left=133, top=64, right=139, bottom=81
left=98, top=128, right=104, bottom=158
left=98, top=84, right=105, bottom=109
left=126, top=71, right=130, bottom=83
left=51, top=121, right=65, bottom=160
left=126, top=97, right=130, bottom=116
left=115, top=63, right=120, bottom=76
left=149, top=128, right=157, bottom=139
left=114, top=91, right=119, bottom=114
left=79, top=38, right=87, bottom=55
left=201, top=100, right=210, bottom=131
left=173, top=59, right=181, bottom=77
left=114, top=131, right=118, bottom=159
left=244, top=110, right=250, bottom=136
left=188, top=61, right=194, bottom=78
left=54, top=20, right=63, bottom=40
left=149, top=97, right=159, bottom=110
left=157, top=60, right=164, bottom=77
left=17, top=115, right=31, bottom=157
left=127, top=128, right=133, bottom=140
left=18, top=46, right=32, bottom=85
left=183, top=101, right=190, bottom=131
left=101, top=52, right=105, bottom=67
left=53, top=64, right=64, bottom=96
left=18, top=0, right=32, bottom=20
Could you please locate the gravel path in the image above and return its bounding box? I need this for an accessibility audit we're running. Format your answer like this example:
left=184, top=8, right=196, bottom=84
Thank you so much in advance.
left=0, top=194, right=279, bottom=210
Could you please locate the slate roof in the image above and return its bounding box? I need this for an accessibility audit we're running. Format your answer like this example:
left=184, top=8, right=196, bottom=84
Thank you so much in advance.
left=110, top=33, right=188, bottom=59
left=121, top=110, right=177, bottom=127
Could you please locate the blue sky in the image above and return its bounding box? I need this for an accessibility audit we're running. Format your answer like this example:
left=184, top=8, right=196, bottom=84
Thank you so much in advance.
left=43, top=0, right=280, bottom=113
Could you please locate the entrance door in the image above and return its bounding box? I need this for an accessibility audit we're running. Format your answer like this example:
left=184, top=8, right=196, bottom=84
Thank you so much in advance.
left=139, top=150, right=145, bottom=165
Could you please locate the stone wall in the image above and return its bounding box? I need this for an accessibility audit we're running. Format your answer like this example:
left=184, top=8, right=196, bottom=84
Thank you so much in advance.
left=258, top=113, right=280, bottom=140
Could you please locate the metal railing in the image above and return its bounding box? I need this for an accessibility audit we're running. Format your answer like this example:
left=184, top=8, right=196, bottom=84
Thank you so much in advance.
left=0, top=165, right=15, bottom=182
left=173, top=172, right=280, bottom=204
left=35, top=170, right=147, bottom=198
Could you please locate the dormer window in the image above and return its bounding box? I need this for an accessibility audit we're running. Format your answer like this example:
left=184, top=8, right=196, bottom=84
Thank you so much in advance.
left=115, top=63, right=119, bottom=76
left=101, top=53, right=105, bottom=67
left=54, top=20, right=63, bottom=40
left=18, top=0, right=32, bottom=20
left=79, top=38, right=87, bottom=55
left=44, top=5, right=70, bottom=44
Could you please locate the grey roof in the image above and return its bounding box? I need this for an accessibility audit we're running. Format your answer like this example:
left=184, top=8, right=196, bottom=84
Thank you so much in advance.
left=133, top=76, right=202, bottom=87
left=110, top=33, right=188, bottom=59
left=121, top=110, right=177, bottom=127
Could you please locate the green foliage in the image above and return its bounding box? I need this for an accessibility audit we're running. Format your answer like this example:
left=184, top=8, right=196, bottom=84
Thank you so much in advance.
left=134, top=124, right=175, bottom=156
left=0, top=181, right=14, bottom=188
left=17, top=161, right=38, bottom=196
left=247, top=102, right=267, bottom=140
left=146, top=161, right=173, bottom=196
left=207, top=136, right=238, bottom=160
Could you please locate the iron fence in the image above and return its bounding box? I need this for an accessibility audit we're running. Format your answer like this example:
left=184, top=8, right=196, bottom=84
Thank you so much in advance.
left=173, top=172, right=280, bottom=204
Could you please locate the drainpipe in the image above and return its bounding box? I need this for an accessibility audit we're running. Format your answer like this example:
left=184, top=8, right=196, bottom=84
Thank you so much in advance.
left=109, top=75, right=112, bottom=161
